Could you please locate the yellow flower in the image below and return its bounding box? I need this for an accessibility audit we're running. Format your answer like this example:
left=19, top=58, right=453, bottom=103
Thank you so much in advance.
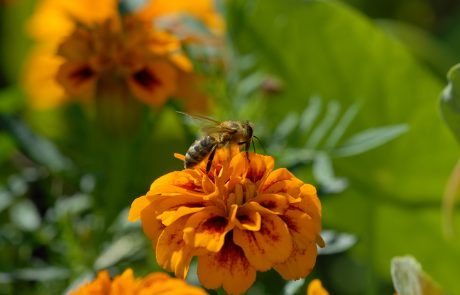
left=23, top=0, right=220, bottom=111
left=307, top=279, right=330, bottom=295
left=70, top=268, right=207, bottom=295
left=129, top=147, right=324, bottom=295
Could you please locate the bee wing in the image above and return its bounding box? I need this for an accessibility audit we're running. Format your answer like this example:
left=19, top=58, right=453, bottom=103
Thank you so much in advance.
left=176, top=111, right=221, bottom=124
left=201, top=124, right=235, bottom=135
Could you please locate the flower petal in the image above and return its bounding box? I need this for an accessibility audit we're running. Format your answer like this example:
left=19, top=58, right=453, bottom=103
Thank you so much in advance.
left=157, top=206, right=205, bottom=226
left=252, top=193, right=290, bottom=214
left=261, top=168, right=303, bottom=196
left=233, top=214, right=292, bottom=271
left=274, top=241, right=317, bottom=280
left=281, top=208, right=320, bottom=249
left=183, top=206, right=232, bottom=252
left=244, top=153, right=275, bottom=183
left=307, top=279, right=330, bottom=295
left=296, top=184, right=321, bottom=219
left=197, top=235, right=256, bottom=295
left=139, top=203, right=164, bottom=243
left=156, top=216, right=194, bottom=279
left=128, top=195, right=150, bottom=222
left=232, top=204, right=261, bottom=231
left=127, top=60, right=177, bottom=106
left=56, top=60, right=97, bottom=99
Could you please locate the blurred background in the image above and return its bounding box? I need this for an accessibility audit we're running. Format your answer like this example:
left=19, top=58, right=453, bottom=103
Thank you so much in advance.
left=1, top=0, right=460, bottom=294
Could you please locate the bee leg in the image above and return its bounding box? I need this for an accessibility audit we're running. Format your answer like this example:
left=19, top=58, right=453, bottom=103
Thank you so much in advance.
left=239, top=141, right=251, bottom=164
left=206, top=145, right=218, bottom=173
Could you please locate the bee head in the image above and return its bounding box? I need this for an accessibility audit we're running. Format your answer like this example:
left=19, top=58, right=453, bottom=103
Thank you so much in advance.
left=243, top=121, right=253, bottom=139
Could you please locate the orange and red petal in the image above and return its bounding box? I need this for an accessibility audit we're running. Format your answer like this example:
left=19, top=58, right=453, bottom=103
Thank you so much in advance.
left=183, top=207, right=232, bottom=252
left=252, top=193, right=290, bottom=214
left=157, top=206, right=205, bottom=226
left=156, top=216, right=194, bottom=279
left=281, top=208, right=321, bottom=249
left=197, top=236, right=256, bottom=295
left=232, top=204, right=261, bottom=231
left=139, top=273, right=208, bottom=295
left=296, top=184, right=322, bottom=218
left=56, top=60, right=97, bottom=100
left=233, top=214, right=292, bottom=271
left=139, top=202, right=164, bottom=243
left=274, top=241, right=318, bottom=280
left=110, top=268, right=138, bottom=295
left=127, top=60, right=177, bottom=106
left=70, top=270, right=111, bottom=294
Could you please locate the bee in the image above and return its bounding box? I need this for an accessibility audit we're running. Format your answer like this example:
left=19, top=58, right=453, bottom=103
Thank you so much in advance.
left=178, top=112, right=255, bottom=172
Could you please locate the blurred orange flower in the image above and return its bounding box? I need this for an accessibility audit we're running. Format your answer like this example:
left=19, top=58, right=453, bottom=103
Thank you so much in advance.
left=129, top=147, right=324, bottom=295
left=70, top=268, right=207, bottom=295
left=23, top=0, right=222, bottom=110
left=307, top=279, right=330, bottom=295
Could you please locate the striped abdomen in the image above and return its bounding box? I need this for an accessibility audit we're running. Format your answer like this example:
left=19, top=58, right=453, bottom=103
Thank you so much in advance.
left=185, top=135, right=217, bottom=168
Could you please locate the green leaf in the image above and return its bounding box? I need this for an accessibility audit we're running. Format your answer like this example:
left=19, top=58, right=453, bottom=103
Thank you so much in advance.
left=0, top=115, right=72, bottom=173
left=319, top=230, right=358, bottom=255
left=440, top=63, right=460, bottom=144
left=313, top=152, right=347, bottom=193
left=10, top=199, right=41, bottom=231
left=332, top=124, right=409, bottom=157
left=230, top=0, right=460, bottom=293
left=378, top=20, right=459, bottom=78
left=13, top=267, right=70, bottom=281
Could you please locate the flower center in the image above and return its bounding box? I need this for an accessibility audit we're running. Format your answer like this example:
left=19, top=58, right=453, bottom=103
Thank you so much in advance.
left=226, top=178, right=257, bottom=207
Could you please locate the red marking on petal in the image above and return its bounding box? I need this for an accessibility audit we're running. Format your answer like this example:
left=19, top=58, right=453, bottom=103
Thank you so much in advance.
left=70, top=65, right=94, bottom=85
left=202, top=216, right=228, bottom=234
left=133, top=68, right=162, bottom=91
left=260, top=218, right=280, bottom=243
left=216, top=234, right=250, bottom=269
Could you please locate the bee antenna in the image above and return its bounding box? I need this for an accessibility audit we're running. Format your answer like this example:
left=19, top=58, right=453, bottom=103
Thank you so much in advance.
left=253, top=136, right=265, bottom=154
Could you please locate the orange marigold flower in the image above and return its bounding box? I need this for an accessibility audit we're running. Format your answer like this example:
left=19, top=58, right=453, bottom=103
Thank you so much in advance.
left=129, top=148, right=324, bottom=295
left=70, top=268, right=207, bottom=295
left=23, top=0, right=220, bottom=111
left=307, top=279, right=330, bottom=295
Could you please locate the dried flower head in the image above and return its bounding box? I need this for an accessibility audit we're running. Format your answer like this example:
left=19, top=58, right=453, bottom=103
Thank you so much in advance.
left=70, top=268, right=207, bottom=295
left=129, top=147, right=324, bottom=295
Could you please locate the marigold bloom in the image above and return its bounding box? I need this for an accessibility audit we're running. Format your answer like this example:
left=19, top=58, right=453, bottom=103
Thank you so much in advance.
left=307, top=279, right=330, bottom=295
left=70, top=268, right=207, bottom=295
left=23, top=0, right=221, bottom=110
left=129, top=148, right=324, bottom=295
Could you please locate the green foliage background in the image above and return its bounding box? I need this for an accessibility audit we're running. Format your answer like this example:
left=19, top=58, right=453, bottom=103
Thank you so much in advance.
left=1, top=0, right=460, bottom=294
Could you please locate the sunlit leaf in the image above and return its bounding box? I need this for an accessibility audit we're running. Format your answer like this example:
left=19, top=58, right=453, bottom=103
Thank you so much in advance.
left=231, top=0, right=459, bottom=293
left=332, top=124, right=409, bottom=157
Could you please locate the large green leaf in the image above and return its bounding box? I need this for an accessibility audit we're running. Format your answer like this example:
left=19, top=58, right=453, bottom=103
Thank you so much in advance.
left=230, top=0, right=459, bottom=293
